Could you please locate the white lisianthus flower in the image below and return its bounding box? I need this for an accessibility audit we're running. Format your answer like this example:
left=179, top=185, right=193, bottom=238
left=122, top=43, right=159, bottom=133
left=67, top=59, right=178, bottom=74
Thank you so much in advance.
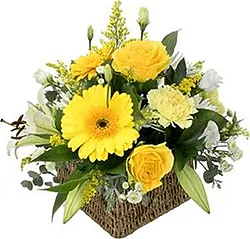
left=104, top=64, right=112, bottom=83
left=33, top=69, right=52, bottom=85
left=198, top=69, right=222, bottom=92
left=127, top=190, right=143, bottom=204
left=193, top=94, right=217, bottom=111
left=122, top=182, right=129, bottom=190
left=199, top=121, right=220, bottom=148
left=171, top=52, right=183, bottom=69
left=137, top=7, right=150, bottom=31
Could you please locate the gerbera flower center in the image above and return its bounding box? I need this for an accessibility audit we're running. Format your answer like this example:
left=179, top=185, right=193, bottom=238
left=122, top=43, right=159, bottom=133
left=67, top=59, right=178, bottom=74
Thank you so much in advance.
left=96, top=118, right=109, bottom=129
left=87, top=108, right=119, bottom=139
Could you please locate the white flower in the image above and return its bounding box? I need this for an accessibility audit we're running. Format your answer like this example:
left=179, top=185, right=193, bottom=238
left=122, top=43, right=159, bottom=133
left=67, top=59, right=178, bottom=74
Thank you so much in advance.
left=122, top=182, right=129, bottom=190
left=137, top=7, right=150, bottom=30
left=33, top=69, right=52, bottom=85
left=135, top=182, right=143, bottom=191
left=98, top=78, right=105, bottom=85
left=198, top=69, right=222, bottom=92
left=45, top=162, right=56, bottom=172
left=96, top=66, right=105, bottom=74
left=126, top=190, right=143, bottom=204
left=193, top=94, right=217, bottom=111
left=199, top=121, right=220, bottom=148
left=118, top=194, right=126, bottom=201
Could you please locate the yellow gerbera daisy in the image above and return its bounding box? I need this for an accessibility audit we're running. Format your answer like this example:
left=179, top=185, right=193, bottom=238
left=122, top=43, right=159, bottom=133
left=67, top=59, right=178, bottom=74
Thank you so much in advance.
left=61, top=85, right=139, bottom=162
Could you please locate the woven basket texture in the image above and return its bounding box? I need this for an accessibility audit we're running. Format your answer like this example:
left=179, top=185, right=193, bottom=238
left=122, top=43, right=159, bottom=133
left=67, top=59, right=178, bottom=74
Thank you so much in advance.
left=58, top=163, right=189, bottom=238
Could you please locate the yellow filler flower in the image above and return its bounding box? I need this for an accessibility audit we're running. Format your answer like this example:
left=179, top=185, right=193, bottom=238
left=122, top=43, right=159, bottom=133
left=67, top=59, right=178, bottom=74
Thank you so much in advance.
left=61, top=85, right=139, bottom=162
left=112, top=40, right=170, bottom=83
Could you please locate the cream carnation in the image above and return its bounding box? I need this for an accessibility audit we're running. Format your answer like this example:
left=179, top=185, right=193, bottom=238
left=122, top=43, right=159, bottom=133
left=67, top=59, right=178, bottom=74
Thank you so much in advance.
left=147, top=86, right=197, bottom=129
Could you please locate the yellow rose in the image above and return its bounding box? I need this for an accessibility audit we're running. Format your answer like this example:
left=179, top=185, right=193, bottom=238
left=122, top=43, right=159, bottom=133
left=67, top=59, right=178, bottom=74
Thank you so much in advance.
left=112, top=40, right=171, bottom=83
left=128, top=143, right=174, bottom=192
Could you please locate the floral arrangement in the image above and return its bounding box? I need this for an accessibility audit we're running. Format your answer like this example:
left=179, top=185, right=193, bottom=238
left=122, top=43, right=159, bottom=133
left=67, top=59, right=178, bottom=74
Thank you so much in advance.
left=2, top=0, right=248, bottom=225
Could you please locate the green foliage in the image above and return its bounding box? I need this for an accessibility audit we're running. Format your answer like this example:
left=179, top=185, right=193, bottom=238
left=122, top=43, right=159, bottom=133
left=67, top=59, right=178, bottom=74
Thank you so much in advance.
left=21, top=180, right=33, bottom=191
left=63, top=182, right=86, bottom=223
left=52, top=193, right=68, bottom=222
left=54, top=109, right=63, bottom=132
left=32, top=145, right=78, bottom=163
left=164, top=66, right=175, bottom=85
left=175, top=162, right=210, bottom=214
left=28, top=171, right=43, bottom=187
left=45, top=91, right=58, bottom=103
left=43, top=174, right=90, bottom=193
left=162, top=30, right=179, bottom=56
left=174, top=58, right=187, bottom=84
left=179, top=109, right=227, bottom=144
left=122, top=84, right=144, bottom=120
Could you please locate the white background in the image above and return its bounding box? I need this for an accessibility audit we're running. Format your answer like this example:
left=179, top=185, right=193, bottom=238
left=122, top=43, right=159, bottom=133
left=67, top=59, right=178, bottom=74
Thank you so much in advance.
left=0, top=0, right=249, bottom=238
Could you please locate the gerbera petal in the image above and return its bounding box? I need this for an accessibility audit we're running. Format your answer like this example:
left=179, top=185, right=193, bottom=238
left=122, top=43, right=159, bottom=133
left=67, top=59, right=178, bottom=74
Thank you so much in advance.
left=78, top=138, right=97, bottom=159
left=68, top=133, right=90, bottom=152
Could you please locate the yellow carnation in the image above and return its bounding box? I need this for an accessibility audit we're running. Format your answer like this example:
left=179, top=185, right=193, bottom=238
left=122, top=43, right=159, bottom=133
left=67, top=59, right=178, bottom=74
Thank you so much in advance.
left=71, top=51, right=102, bottom=81
left=112, top=40, right=171, bottom=83
left=128, top=143, right=174, bottom=192
left=147, top=86, right=197, bottom=129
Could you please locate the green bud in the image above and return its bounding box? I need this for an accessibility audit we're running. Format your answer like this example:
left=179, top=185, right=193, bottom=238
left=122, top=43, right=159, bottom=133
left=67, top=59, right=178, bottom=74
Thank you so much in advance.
left=87, top=25, right=94, bottom=41
left=227, top=109, right=233, bottom=117
left=137, top=7, right=150, bottom=31
left=104, top=64, right=112, bottom=83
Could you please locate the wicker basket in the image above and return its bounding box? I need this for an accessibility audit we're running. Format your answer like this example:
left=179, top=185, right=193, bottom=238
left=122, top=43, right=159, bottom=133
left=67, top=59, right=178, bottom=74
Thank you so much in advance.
left=57, top=164, right=190, bottom=238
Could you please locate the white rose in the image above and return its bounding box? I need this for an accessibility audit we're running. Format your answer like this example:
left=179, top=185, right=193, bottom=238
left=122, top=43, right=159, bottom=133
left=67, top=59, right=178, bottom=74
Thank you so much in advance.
left=198, top=69, right=222, bottom=92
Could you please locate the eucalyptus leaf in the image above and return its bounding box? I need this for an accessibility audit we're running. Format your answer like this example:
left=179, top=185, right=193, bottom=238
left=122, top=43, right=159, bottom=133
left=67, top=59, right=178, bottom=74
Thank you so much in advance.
left=33, top=176, right=43, bottom=187
left=63, top=182, right=88, bottom=223
left=175, top=163, right=210, bottom=213
left=21, top=180, right=33, bottom=191
left=32, top=145, right=78, bottom=163
left=162, top=30, right=179, bottom=56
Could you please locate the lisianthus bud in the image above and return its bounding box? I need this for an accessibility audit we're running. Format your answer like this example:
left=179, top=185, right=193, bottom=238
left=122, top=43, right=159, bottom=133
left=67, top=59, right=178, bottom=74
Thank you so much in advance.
left=104, top=64, right=112, bottom=83
left=87, top=25, right=94, bottom=41
left=33, top=69, right=52, bottom=85
left=137, top=7, right=150, bottom=31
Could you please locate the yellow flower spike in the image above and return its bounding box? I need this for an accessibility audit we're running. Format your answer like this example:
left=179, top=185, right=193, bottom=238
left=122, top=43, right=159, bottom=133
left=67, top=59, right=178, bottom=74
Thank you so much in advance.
left=61, top=85, right=139, bottom=162
left=49, top=135, right=65, bottom=147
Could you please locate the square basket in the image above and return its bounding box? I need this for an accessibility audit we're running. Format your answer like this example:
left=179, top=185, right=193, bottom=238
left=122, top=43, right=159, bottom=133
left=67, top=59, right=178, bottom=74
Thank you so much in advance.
left=58, top=164, right=189, bottom=238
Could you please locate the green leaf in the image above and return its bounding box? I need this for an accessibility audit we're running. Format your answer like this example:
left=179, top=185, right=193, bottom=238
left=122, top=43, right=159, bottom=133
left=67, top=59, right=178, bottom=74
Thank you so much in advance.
left=179, top=109, right=227, bottom=144
left=122, top=84, right=143, bottom=119
left=174, top=58, right=186, bottom=84
left=164, top=66, right=175, bottom=85
left=106, top=160, right=126, bottom=175
left=21, top=180, right=33, bottom=191
left=52, top=193, right=68, bottom=222
left=63, top=182, right=87, bottom=223
left=39, top=165, right=49, bottom=174
left=31, top=145, right=78, bottom=163
left=45, top=91, right=58, bottom=102
left=33, top=176, right=43, bottom=187
left=162, top=30, right=179, bottom=56
left=54, top=109, right=63, bottom=132
left=42, top=174, right=90, bottom=193
left=175, top=163, right=210, bottom=213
